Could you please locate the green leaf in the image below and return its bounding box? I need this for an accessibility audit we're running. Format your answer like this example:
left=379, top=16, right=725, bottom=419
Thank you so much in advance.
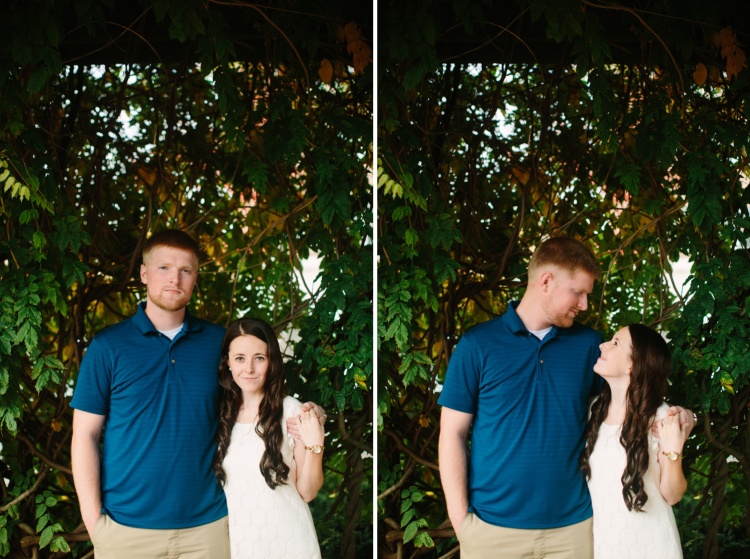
left=402, top=64, right=425, bottom=91
left=0, top=366, right=8, bottom=396
left=414, top=531, right=435, bottom=548
left=36, top=514, right=49, bottom=533
left=0, top=527, right=8, bottom=556
left=39, top=525, right=54, bottom=549
left=400, top=509, right=414, bottom=527
left=27, top=65, right=48, bottom=94
left=403, top=520, right=419, bottom=543
left=50, top=536, right=70, bottom=553
left=400, top=498, right=412, bottom=514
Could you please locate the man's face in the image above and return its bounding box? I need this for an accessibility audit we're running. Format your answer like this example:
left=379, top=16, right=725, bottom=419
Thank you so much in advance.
left=541, top=267, right=595, bottom=328
left=140, top=246, right=199, bottom=313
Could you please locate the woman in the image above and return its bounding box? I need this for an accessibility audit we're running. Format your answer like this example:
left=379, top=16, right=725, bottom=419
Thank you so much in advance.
left=580, top=323, right=689, bottom=559
left=214, top=317, right=325, bottom=559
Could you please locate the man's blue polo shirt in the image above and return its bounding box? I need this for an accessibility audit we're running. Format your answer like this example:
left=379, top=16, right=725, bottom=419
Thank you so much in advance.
left=438, top=301, right=602, bottom=529
left=70, top=302, right=228, bottom=529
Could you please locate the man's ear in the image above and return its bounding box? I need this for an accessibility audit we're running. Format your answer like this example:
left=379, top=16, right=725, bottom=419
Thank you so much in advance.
left=539, top=270, right=554, bottom=292
left=140, top=264, right=147, bottom=284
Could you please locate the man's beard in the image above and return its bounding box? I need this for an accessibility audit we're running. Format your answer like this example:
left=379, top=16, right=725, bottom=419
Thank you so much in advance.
left=543, top=299, right=577, bottom=328
left=148, top=288, right=191, bottom=312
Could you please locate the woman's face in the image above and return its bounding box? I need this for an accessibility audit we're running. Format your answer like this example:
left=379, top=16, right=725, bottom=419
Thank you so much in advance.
left=227, top=334, right=269, bottom=396
left=594, top=326, right=633, bottom=379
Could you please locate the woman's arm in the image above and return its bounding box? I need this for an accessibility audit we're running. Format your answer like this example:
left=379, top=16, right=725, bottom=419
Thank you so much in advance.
left=657, top=413, right=688, bottom=505
left=293, top=409, right=325, bottom=502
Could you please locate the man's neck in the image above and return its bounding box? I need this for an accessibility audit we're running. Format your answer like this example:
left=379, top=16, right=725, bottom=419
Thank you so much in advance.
left=515, top=295, right=551, bottom=332
left=144, top=302, right=186, bottom=331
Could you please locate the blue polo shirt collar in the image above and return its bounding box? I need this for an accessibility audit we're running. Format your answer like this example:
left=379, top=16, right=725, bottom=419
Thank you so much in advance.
left=131, top=302, right=204, bottom=335
left=503, top=300, right=574, bottom=339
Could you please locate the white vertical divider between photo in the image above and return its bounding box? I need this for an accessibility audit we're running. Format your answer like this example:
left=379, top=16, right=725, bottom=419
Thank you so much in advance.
left=371, top=1, right=379, bottom=558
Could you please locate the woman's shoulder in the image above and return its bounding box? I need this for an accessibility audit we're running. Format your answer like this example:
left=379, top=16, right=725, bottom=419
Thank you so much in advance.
left=283, top=395, right=303, bottom=418
left=654, top=401, right=670, bottom=420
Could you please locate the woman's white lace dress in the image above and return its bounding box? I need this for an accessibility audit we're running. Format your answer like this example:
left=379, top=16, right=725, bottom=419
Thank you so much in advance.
left=223, top=396, right=321, bottom=559
left=587, top=404, right=683, bottom=559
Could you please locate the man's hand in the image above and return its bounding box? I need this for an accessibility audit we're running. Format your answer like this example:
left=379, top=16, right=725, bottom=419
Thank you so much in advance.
left=653, top=405, right=697, bottom=438
left=448, top=507, right=469, bottom=536
left=287, top=401, right=327, bottom=440
left=81, top=511, right=102, bottom=538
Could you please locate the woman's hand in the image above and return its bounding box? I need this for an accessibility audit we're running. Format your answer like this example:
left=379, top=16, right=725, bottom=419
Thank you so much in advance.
left=286, top=401, right=326, bottom=441
left=658, top=413, right=689, bottom=504
left=659, top=413, right=688, bottom=454
left=293, top=409, right=326, bottom=502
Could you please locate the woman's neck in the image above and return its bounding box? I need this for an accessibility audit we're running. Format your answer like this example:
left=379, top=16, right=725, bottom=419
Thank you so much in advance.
left=238, top=393, right=264, bottom=423
left=606, top=383, right=628, bottom=425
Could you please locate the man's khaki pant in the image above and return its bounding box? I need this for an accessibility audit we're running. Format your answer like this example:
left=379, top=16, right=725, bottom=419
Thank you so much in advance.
left=90, top=514, right=230, bottom=559
left=456, top=513, right=593, bottom=559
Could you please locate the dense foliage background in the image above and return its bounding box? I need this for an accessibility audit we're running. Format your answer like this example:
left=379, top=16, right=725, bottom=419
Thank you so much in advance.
left=0, top=1, right=372, bottom=558
left=378, top=1, right=750, bottom=558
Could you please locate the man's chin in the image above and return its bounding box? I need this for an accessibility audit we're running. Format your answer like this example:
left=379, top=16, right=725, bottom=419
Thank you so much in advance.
left=150, top=297, right=190, bottom=312
left=552, top=316, right=576, bottom=328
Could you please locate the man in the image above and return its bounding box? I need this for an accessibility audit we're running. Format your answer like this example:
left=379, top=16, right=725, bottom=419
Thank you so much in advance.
left=71, top=229, right=321, bottom=558
left=438, top=237, right=694, bottom=559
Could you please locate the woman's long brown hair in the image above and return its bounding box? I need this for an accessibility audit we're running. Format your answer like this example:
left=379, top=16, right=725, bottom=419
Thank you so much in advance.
left=580, top=323, right=671, bottom=511
left=213, top=318, right=289, bottom=489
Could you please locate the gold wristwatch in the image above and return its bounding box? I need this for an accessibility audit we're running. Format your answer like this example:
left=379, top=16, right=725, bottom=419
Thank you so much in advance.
left=305, top=444, right=324, bottom=454
left=662, top=450, right=683, bottom=461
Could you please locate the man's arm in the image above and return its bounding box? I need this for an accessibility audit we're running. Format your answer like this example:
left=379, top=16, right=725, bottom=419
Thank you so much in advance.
left=438, top=407, right=474, bottom=533
left=71, top=409, right=106, bottom=537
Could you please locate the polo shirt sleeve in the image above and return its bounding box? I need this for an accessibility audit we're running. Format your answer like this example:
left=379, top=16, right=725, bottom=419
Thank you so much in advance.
left=437, top=333, right=480, bottom=414
left=70, top=336, right=111, bottom=416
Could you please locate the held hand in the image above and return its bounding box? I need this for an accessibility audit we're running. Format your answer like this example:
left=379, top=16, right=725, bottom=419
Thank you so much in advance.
left=300, top=401, right=327, bottom=424
left=298, top=409, right=325, bottom=448
left=653, top=406, right=697, bottom=438
left=448, top=507, right=469, bottom=536
left=659, top=414, right=689, bottom=453
left=665, top=405, right=697, bottom=434
left=82, top=511, right=102, bottom=538
left=287, top=401, right=327, bottom=441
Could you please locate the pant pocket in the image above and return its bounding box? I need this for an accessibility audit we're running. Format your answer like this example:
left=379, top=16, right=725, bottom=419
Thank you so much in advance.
left=90, top=514, right=107, bottom=547
left=456, top=512, right=474, bottom=541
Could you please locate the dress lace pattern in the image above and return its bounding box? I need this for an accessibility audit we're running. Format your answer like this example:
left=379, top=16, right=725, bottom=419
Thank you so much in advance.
left=587, top=403, right=682, bottom=559
left=223, top=396, right=322, bottom=559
